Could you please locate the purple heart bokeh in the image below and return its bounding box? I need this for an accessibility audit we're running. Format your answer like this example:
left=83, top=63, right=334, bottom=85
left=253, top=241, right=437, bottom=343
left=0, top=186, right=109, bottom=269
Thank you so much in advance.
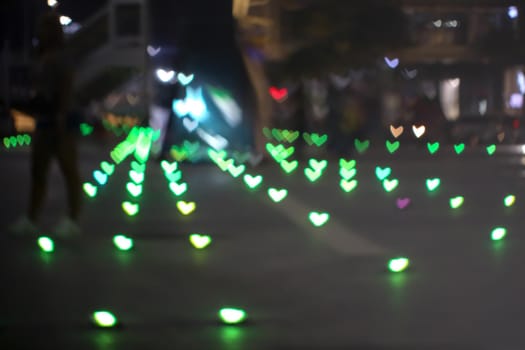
left=396, top=197, right=411, bottom=209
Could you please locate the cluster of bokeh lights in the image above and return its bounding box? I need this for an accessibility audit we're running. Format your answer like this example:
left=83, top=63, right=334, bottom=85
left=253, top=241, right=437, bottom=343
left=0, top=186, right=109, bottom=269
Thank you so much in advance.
left=18, top=63, right=517, bottom=329
left=29, top=120, right=515, bottom=328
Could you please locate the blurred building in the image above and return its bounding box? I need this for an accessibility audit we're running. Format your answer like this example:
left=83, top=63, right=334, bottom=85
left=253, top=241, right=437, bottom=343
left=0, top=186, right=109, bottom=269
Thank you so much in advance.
left=396, top=0, right=525, bottom=120
left=2, top=0, right=257, bottom=151
left=236, top=0, right=525, bottom=143
left=0, top=0, right=148, bottom=135
left=2, top=0, right=525, bottom=144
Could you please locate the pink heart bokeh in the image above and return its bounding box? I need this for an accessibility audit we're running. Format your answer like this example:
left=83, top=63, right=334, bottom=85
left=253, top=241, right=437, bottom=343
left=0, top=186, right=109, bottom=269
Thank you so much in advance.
left=396, top=197, right=411, bottom=209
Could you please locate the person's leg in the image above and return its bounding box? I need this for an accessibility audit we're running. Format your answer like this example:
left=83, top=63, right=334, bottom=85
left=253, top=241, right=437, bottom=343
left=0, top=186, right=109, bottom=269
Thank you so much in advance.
left=56, top=132, right=82, bottom=221
left=148, top=104, right=171, bottom=159
left=28, top=131, right=54, bottom=223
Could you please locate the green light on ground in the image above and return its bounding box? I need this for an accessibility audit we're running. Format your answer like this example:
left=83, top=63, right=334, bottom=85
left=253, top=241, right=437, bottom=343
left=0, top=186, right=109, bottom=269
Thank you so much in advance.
left=92, top=311, right=117, bottom=328
left=93, top=170, right=108, bottom=185
left=382, top=178, right=399, bottom=192
left=339, top=159, right=356, bottom=170
left=308, top=158, right=327, bottom=172
left=126, top=182, right=143, bottom=197
left=219, top=308, right=246, bottom=324
left=165, top=170, right=182, bottom=183
left=449, top=196, right=464, bottom=209
left=304, top=168, right=323, bottom=182
left=176, top=201, right=196, bottom=215
left=427, top=141, right=440, bottom=154
left=454, top=143, right=465, bottom=154
left=113, top=235, right=133, bottom=251
left=122, top=201, right=139, bottom=216
left=504, top=195, right=516, bottom=207
left=169, top=181, right=188, bottom=196
left=303, top=132, right=328, bottom=147
left=22, top=134, right=31, bottom=145
left=79, top=123, right=94, bottom=136
left=130, top=160, right=146, bottom=173
left=267, top=188, right=288, bottom=203
left=354, top=138, right=370, bottom=153
left=160, top=160, right=178, bottom=173
left=243, top=174, right=263, bottom=189
left=280, top=159, right=298, bottom=174
left=129, top=170, right=144, bottom=184
left=38, top=236, right=54, bottom=252
left=134, top=128, right=154, bottom=163
left=491, top=227, right=507, bottom=241
left=110, top=140, right=136, bottom=164
left=386, top=140, right=400, bottom=154
left=100, top=161, right=115, bottom=175
left=486, top=144, right=496, bottom=155
left=227, top=163, right=246, bottom=178
left=339, top=167, right=356, bottom=180
left=340, top=179, right=358, bottom=193
left=308, top=211, right=330, bottom=227
left=189, top=234, right=212, bottom=249
left=282, top=130, right=299, bottom=143
left=425, top=178, right=440, bottom=192
left=303, top=159, right=327, bottom=182
left=265, top=143, right=294, bottom=163
left=388, top=257, right=409, bottom=272
left=215, top=158, right=234, bottom=172
left=83, top=182, right=97, bottom=198
left=375, top=166, right=391, bottom=181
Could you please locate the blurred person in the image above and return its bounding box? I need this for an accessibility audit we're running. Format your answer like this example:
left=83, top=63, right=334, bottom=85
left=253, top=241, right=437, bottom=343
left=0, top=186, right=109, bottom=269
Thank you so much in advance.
left=290, top=81, right=307, bottom=158
left=327, top=81, right=348, bottom=155
left=339, top=88, right=366, bottom=153
left=9, top=11, right=81, bottom=237
left=162, top=0, right=255, bottom=150
left=149, top=60, right=184, bottom=161
left=412, top=84, right=446, bottom=142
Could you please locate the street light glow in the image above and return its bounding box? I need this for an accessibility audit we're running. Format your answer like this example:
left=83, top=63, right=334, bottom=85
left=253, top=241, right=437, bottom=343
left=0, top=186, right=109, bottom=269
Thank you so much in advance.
left=508, top=6, right=518, bottom=19
left=59, top=15, right=72, bottom=26
left=47, top=0, right=59, bottom=7
left=155, top=68, right=175, bottom=83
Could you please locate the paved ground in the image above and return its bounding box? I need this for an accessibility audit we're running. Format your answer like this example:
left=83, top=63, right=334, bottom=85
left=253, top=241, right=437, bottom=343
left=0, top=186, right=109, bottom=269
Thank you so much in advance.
left=1, top=135, right=525, bottom=349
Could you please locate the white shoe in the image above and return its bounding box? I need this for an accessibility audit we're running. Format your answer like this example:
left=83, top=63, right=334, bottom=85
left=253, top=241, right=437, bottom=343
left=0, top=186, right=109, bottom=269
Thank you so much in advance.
left=8, top=216, right=38, bottom=236
left=54, top=217, right=81, bottom=238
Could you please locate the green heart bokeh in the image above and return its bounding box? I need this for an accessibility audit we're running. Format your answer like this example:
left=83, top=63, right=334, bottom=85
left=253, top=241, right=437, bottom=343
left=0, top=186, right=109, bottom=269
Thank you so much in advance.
left=386, top=140, right=400, bottom=154
left=268, top=188, right=288, bottom=202
left=243, top=174, right=263, bottom=189
left=309, top=212, right=330, bottom=227
left=280, top=159, right=298, bottom=174
left=354, top=139, right=370, bottom=153
left=340, top=179, right=358, bottom=193
left=454, top=143, right=465, bottom=154
left=375, top=166, right=392, bottom=181
left=427, top=142, right=440, bottom=155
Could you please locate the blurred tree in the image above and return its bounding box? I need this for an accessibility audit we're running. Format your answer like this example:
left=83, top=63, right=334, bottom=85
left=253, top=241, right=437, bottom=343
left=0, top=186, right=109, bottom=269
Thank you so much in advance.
left=278, top=0, right=408, bottom=78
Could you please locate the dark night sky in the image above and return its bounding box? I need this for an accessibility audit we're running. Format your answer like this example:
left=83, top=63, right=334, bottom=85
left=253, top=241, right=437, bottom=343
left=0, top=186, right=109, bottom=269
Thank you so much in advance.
left=149, top=0, right=235, bottom=50
left=1, top=0, right=108, bottom=50
left=2, top=0, right=235, bottom=51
